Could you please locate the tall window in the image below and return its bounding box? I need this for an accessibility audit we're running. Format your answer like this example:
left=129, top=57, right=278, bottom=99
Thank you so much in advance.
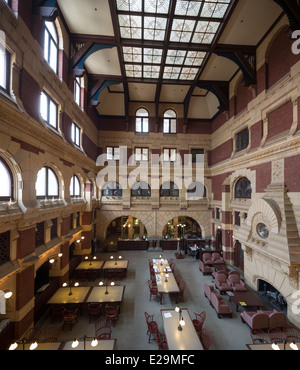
left=0, top=158, right=13, bottom=201
left=236, top=128, right=249, bottom=152
left=131, top=182, right=151, bottom=197
left=0, top=231, right=10, bottom=266
left=160, top=182, right=179, bottom=197
left=163, top=109, right=177, bottom=134
left=0, top=44, right=10, bottom=93
left=74, top=77, right=83, bottom=108
left=135, top=108, right=149, bottom=133
left=44, top=21, right=58, bottom=74
left=135, top=147, right=148, bottom=161
left=36, top=167, right=59, bottom=199
left=70, top=175, right=81, bottom=197
left=235, top=177, right=252, bottom=199
left=71, top=123, right=81, bottom=147
left=107, top=146, right=120, bottom=161
left=102, top=182, right=122, bottom=197
left=163, top=148, right=177, bottom=162
left=40, top=91, right=58, bottom=129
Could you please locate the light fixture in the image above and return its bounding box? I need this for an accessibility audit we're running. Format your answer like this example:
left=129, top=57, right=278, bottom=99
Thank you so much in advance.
left=49, top=253, right=63, bottom=264
left=72, top=339, right=79, bottom=348
left=62, top=280, right=79, bottom=295
left=175, top=307, right=185, bottom=331
left=91, top=338, right=98, bottom=347
left=290, top=342, right=299, bottom=350
left=9, top=342, right=18, bottom=350
left=271, top=343, right=280, bottom=350
left=4, top=290, right=13, bottom=299
left=29, top=342, right=38, bottom=350
left=165, top=273, right=169, bottom=282
left=99, top=280, right=115, bottom=295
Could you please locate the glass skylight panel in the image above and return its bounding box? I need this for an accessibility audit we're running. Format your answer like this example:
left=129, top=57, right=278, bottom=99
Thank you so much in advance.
left=144, top=17, right=167, bottom=41
left=163, top=66, right=181, bottom=80
left=201, top=1, right=230, bottom=18
left=192, top=20, right=220, bottom=44
left=185, top=51, right=206, bottom=66
left=166, top=50, right=186, bottom=65
left=175, top=1, right=202, bottom=16
left=179, top=67, right=198, bottom=80
left=144, top=0, right=170, bottom=14
left=143, top=48, right=163, bottom=64
left=143, top=65, right=160, bottom=79
left=170, top=19, right=195, bottom=43
left=118, top=14, right=142, bottom=39
left=125, top=64, right=142, bottom=78
left=123, top=47, right=142, bottom=63
left=116, top=0, right=142, bottom=12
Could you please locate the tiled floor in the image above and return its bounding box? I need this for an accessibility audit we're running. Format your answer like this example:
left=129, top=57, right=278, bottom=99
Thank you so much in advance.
left=35, top=249, right=280, bottom=351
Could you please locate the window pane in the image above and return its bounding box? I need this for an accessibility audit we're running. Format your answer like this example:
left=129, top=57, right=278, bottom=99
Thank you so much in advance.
left=136, top=117, right=142, bottom=132
left=114, top=147, right=120, bottom=160
left=135, top=148, right=141, bottom=161
left=107, top=147, right=113, bottom=160
left=170, top=149, right=176, bottom=162
left=49, top=100, right=57, bottom=128
left=44, top=31, right=49, bottom=61
left=40, top=93, right=48, bottom=121
left=142, top=148, right=148, bottom=161
left=72, top=176, right=80, bottom=196
left=163, top=119, right=169, bottom=133
left=170, top=119, right=177, bottom=133
left=45, top=21, right=58, bottom=43
left=163, top=149, right=169, bottom=161
left=48, top=168, right=58, bottom=197
left=0, top=45, right=7, bottom=90
left=0, top=160, right=11, bottom=197
left=75, top=126, right=80, bottom=146
left=142, top=118, right=149, bottom=133
left=50, top=40, right=58, bottom=73
left=36, top=167, right=46, bottom=197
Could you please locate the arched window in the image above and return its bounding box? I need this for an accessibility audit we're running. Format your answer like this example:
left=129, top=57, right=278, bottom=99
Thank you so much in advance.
left=0, top=158, right=14, bottom=201
left=36, top=167, right=59, bottom=199
left=160, top=182, right=179, bottom=197
left=187, top=182, right=206, bottom=199
left=163, top=109, right=177, bottom=134
left=70, top=175, right=81, bottom=197
left=135, top=108, right=149, bottom=133
left=102, top=182, right=122, bottom=197
left=235, top=177, right=252, bottom=199
left=44, top=21, right=58, bottom=74
left=131, top=182, right=151, bottom=197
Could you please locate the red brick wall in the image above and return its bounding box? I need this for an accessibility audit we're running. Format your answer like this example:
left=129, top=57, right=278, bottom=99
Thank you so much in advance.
left=16, top=265, right=34, bottom=310
left=268, top=101, right=293, bottom=139
left=17, top=227, right=35, bottom=259
left=235, top=82, right=254, bottom=116
left=250, top=121, right=263, bottom=150
left=285, top=155, right=300, bottom=192
left=61, top=216, right=70, bottom=236
left=250, top=162, right=272, bottom=192
left=257, top=64, right=268, bottom=95
left=267, top=27, right=300, bottom=88
left=209, top=139, right=233, bottom=167
left=212, top=172, right=232, bottom=201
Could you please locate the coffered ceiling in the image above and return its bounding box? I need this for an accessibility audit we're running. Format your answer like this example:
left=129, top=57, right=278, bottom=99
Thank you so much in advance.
left=35, top=0, right=298, bottom=121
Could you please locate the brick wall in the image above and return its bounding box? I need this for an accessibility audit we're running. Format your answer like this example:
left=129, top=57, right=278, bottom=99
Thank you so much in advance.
left=268, top=101, right=293, bottom=138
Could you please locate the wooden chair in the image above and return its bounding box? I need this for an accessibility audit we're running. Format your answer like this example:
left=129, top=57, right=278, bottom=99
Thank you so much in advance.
left=51, top=304, right=65, bottom=322
left=250, top=329, right=270, bottom=344
left=144, top=312, right=159, bottom=343
left=199, top=328, right=212, bottom=350
left=23, top=327, right=42, bottom=342
left=95, top=325, right=112, bottom=340
left=155, top=329, right=169, bottom=350
left=268, top=327, right=286, bottom=343
left=192, top=311, right=206, bottom=334
left=105, top=304, right=119, bottom=326
left=62, top=308, right=78, bottom=330
left=283, top=326, right=300, bottom=342
left=88, top=303, right=102, bottom=323
left=41, top=326, right=61, bottom=342
left=147, top=280, right=159, bottom=302
left=175, top=280, right=186, bottom=303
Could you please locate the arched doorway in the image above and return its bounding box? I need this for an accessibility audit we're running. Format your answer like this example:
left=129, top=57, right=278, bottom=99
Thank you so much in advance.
left=162, top=216, right=201, bottom=239
left=234, top=240, right=244, bottom=270
left=105, top=216, right=148, bottom=243
left=258, top=280, right=287, bottom=314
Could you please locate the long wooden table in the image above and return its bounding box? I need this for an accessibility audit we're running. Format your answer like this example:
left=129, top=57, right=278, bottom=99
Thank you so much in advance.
left=15, top=339, right=116, bottom=350
left=226, top=291, right=263, bottom=312
left=156, top=272, right=180, bottom=304
left=161, top=308, right=203, bottom=350
left=76, top=261, right=104, bottom=271
left=102, top=260, right=129, bottom=278
left=152, top=258, right=172, bottom=273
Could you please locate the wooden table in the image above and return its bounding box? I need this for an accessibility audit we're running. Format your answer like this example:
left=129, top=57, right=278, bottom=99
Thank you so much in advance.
left=76, top=261, right=104, bottom=270
left=227, top=291, right=263, bottom=312
left=103, top=260, right=129, bottom=278
left=47, top=287, right=91, bottom=305
left=86, top=286, right=125, bottom=307
left=15, top=340, right=116, bottom=350
left=153, top=259, right=172, bottom=273
left=246, top=342, right=297, bottom=350
left=156, top=272, right=180, bottom=304
left=161, top=309, right=203, bottom=350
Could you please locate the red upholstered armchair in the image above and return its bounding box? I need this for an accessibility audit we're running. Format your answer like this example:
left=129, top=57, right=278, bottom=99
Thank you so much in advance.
left=199, top=260, right=212, bottom=276
left=240, top=311, right=269, bottom=330
left=226, top=273, right=247, bottom=292
left=211, top=252, right=224, bottom=265
left=260, top=310, right=287, bottom=329
left=215, top=272, right=232, bottom=293
left=202, top=253, right=213, bottom=265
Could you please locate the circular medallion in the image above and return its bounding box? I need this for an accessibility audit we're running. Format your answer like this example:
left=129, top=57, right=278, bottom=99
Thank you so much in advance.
left=256, top=223, right=269, bottom=239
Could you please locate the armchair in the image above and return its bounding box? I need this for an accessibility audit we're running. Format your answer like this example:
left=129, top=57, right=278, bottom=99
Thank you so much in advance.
left=226, top=273, right=247, bottom=292
left=202, top=253, right=213, bottom=265
left=240, top=311, right=269, bottom=330
left=215, top=272, right=232, bottom=293
left=211, top=252, right=224, bottom=265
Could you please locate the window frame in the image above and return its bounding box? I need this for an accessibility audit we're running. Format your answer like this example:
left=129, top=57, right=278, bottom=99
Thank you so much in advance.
left=160, top=182, right=179, bottom=197
left=163, top=109, right=177, bottom=134
left=236, top=128, right=250, bottom=152
left=106, top=146, right=120, bottom=161
left=135, top=108, right=149, bottom=134
left=74, top=76, right=82, bottom=108
left=40, top=91, right=59, bottom=130
left=163, top=148, right=177, bottom=162
left=134, top=147, right=149, bottom=162
left=235, top=177, right=252, bottom=199
left=36, top=166, right=59, bottom=200
left=70, top=174, right=81, bottom=198
left=0, top=157, right=14, bottom=201
left=131, top=182, right=151, bottom=197
left=71, top=122, right=81, bottom=148
left=44, top=21, right=58, bottom=74
left=0, top=44, right=11, bottom=94
left=102, top=181, right=122, bottom=197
